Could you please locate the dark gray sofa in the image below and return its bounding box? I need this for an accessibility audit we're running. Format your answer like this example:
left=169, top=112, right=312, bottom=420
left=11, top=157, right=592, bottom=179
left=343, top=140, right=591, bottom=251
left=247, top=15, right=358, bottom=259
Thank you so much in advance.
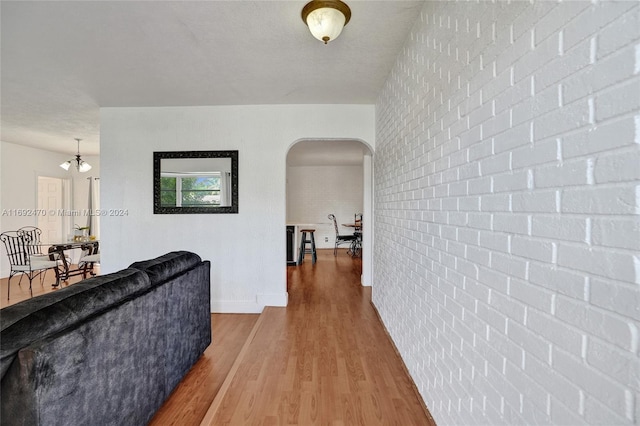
left=0, top=250, right=211, bottom=426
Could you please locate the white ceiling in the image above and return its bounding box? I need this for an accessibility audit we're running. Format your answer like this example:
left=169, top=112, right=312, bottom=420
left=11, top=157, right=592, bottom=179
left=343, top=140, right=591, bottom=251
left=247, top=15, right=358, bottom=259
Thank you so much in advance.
left=1, top=0, right=425, bottom=158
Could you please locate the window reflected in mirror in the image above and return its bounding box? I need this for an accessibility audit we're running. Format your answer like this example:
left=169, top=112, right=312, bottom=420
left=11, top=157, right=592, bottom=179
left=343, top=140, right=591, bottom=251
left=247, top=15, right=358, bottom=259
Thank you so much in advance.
left=154, top=151, right=238, bottom=214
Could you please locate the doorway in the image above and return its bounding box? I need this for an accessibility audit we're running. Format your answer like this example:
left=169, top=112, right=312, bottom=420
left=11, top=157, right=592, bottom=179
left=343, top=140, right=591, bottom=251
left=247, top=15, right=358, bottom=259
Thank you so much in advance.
left=285, top=139, right=373, bottom=286
left=37, top=176, right=71, bottom=243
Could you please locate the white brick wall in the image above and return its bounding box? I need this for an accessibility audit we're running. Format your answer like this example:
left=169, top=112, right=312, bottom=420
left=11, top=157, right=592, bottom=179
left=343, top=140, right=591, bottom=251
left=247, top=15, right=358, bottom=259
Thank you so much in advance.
left=373, top=1, right=640, bottom=425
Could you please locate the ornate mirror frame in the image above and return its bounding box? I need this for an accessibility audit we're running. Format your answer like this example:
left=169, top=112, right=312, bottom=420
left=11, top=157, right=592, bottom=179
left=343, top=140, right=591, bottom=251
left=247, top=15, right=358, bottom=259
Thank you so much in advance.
left=153, top=150, right=239, bottom=214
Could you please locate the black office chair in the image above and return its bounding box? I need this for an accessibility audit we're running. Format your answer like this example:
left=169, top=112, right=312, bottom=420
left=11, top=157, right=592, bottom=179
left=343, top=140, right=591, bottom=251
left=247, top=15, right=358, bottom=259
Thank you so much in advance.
left=328, top=214, right=357, bottom=256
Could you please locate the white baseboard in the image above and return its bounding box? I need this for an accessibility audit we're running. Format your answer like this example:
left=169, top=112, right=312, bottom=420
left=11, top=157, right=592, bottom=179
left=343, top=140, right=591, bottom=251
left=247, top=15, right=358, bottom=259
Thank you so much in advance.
left=210, top=299, right=264, bottom=314
left=210, top=292, right=288, bottom=313
left=257, top=292, right=288, bottom=307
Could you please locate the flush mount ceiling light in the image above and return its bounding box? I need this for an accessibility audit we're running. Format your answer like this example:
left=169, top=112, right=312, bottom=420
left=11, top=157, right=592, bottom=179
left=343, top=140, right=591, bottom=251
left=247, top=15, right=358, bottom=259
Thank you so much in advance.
left=301, top=0, right=351, bottom=44
left=60, top=138, right=92, bottom=173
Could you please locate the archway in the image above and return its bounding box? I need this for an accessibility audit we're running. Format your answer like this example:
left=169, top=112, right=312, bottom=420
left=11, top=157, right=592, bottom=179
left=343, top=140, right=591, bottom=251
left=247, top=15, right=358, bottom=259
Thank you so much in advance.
left=285, top=138, right=373, bottom=286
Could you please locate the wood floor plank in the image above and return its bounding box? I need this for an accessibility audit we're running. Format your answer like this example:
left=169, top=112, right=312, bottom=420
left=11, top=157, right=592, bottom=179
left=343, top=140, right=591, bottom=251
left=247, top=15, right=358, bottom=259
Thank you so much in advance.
left=198, top=311, right=265, bottom=426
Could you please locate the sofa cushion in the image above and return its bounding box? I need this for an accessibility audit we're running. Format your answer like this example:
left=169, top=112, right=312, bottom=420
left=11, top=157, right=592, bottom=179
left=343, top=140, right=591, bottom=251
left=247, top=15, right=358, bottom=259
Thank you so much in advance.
left=0, top=268, right=151, bottom=379
left=129, top=250, right=202, bottom=285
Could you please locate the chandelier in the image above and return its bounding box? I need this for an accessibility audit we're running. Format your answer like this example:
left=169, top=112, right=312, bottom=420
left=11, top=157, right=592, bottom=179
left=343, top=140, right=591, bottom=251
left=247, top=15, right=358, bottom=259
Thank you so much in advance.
left=60, top=138, right=92, bottom=173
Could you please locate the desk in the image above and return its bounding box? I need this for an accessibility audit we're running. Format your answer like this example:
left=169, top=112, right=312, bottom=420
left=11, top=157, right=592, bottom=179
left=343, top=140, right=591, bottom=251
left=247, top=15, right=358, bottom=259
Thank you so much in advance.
left=46, top=240, right=99, bottom=282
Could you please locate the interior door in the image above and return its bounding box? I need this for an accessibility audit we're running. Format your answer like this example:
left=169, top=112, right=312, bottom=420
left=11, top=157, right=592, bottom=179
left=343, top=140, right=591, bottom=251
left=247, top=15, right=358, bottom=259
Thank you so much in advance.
left=37, top=176, right=64, bottom=243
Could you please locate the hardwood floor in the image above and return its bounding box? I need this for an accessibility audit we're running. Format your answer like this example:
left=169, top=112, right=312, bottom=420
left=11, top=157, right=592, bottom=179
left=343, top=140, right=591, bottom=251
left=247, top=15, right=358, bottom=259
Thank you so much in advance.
left=201, top=249, right=435, bottom=426
left=1, top=249, right=435, bottom=425
left=0, top=265, right=97, bottom=308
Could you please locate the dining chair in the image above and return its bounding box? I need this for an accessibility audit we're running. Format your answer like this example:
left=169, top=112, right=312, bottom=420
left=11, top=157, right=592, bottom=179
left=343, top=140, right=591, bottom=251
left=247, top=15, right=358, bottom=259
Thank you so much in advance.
left=18, top=225, right=71, bottom=266
left=0, top=231, right=61, bottom=299
left=79, top=243, right=100, bottom=279
left=354, top=213, right=363, bottom=236
left=351, top=213, right=362, bottom=257
left=17, top=226, right=48, bottom=259
left=327, top=214, right=357, bottom=256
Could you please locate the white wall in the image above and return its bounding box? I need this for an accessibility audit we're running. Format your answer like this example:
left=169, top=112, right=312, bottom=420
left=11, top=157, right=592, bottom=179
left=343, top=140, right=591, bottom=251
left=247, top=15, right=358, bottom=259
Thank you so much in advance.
left=0, top=141, right=101, bottom=276
left=286, top=164, right=363, bottom=249
left=100, top=104, right=374, bottom=313
left=374, top=1, right=639, bottom=425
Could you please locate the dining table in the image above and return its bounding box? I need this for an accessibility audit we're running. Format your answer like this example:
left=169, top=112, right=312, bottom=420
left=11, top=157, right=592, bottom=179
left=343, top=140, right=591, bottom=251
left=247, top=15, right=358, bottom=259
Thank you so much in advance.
left=341, top=222, right=362, bottom=257
left=342, top=221, right=362, bottom=231
left=45, top=240, right=99, bottom=283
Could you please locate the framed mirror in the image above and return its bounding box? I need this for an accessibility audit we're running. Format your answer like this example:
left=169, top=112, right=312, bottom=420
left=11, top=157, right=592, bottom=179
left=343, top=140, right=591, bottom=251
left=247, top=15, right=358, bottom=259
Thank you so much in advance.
left=153, top=150, right=238, bottom=214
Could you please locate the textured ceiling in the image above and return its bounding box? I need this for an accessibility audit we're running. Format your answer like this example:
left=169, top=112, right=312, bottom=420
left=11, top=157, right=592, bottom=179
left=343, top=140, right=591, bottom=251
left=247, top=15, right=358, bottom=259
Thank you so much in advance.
left=1, top=1, right=424, bottom=157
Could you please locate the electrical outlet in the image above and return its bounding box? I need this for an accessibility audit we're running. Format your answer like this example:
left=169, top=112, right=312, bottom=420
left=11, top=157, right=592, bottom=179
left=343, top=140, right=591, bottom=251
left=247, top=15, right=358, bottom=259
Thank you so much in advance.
left=324, top=237, right=329, bottom=242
